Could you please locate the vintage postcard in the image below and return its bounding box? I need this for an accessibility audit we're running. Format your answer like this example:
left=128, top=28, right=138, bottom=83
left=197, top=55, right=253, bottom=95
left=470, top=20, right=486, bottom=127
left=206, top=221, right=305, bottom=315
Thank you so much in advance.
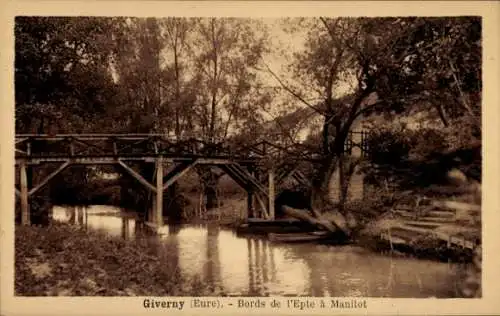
left=1, top=1, right=499, bottom=315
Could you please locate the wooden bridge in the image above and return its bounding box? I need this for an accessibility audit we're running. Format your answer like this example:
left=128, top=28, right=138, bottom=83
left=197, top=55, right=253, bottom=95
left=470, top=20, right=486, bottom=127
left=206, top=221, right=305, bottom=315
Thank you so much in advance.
left=14, top=132, right=370, bottom=229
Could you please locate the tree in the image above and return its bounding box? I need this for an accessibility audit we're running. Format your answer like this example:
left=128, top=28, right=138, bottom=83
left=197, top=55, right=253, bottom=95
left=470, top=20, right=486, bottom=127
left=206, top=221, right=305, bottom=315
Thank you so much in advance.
left=15, top=17, right=120, bottom=224
left=266, top=17, right=481, bottom=235
left=15, top=17, right=119, bottom=133
left=182, top=18, right=271, bottom=211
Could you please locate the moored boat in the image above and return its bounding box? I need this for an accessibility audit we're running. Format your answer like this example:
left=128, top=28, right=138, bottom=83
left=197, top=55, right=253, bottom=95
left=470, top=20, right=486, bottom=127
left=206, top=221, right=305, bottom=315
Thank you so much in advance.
left=268, top=231, right=331, bottom=243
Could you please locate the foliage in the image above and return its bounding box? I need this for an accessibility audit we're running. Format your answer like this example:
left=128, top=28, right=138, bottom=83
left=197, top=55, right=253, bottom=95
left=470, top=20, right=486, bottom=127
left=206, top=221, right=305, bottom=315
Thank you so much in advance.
left=362, top=121, right=480, bottom=191
left=272, top=16, right=481, bottom=215
left=15, top=17, right=119, bottom=133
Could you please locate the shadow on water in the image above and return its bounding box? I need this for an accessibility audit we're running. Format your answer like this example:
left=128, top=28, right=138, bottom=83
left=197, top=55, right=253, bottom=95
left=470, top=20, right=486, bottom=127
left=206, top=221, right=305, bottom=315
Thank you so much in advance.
left=52, top=205, right=460, bottom=297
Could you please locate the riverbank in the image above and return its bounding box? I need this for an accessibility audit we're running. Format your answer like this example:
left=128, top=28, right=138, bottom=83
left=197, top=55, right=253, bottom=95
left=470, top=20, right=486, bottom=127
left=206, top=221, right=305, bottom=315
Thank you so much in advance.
left=353, top=202, right=481, bottom=298
left=16, top=219, right=466, bottom=297
left=15, top=223, right=222, bottom=296
left=356, top=196, right=480, bottom=260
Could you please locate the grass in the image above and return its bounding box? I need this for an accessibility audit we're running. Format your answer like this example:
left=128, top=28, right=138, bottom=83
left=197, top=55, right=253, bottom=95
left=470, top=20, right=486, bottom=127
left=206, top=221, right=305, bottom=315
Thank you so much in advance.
left=15, top=223, right=222, bottom=296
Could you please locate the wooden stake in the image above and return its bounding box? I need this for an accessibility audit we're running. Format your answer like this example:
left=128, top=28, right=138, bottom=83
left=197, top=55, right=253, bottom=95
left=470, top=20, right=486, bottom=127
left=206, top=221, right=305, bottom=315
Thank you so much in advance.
left=117, top=160, right=157, bottom=193
left=156, top=157, right=164, bottom=226
left=122, top=217, right=130, bottom=240
left=268, top=169, right=275, bottom=220
left=20, top=161, right=30, bottom=225
left=77, top=206, right=84, bottom=225
left=247, top=189, right=254, bottom=219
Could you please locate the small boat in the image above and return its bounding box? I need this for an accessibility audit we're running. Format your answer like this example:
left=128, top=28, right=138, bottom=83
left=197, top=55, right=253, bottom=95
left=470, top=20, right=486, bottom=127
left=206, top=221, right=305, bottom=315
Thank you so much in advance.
left=236, top=218, right=317, bottom=235
left=268, top=231, right=332, bottom=243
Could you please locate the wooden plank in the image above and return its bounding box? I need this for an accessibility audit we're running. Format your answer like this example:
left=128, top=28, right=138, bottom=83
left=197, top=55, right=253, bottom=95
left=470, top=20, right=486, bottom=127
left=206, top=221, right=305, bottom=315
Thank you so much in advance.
left=396, top=224, right=476, bottom=250
left=117, top=160, right=157, bottom=193
left=219, top=164, right=249, bottom=190
left=15, top=133, right=174, bottom=142
left=196, top=158, right=233, bottom=165
left=163, top=160, right=197, bottom=190
left=418, top=216, right=455, bottom=223
left=431, top=200, right=481, bottom=212
left=17, top=157, right=120, bottom=165
left=15, top=155, right=256, bottom=165
left=427, top=210, right=456, bottom=218
left=15, top=138, right=28, bottom=144
left=72, top=137, right=109, bottom=154
left=230, top=163, right=268, bottom=196
left=403, top=221, right=442, bottom=229
left=163, top=161, right=195, bottom=183
left=28, top=160, right=71, bottom=196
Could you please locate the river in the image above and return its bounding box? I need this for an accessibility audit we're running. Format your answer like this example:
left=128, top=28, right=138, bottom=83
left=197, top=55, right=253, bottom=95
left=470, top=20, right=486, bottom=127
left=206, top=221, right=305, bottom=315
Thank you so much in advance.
left=52, top=205, right=461, bottom=297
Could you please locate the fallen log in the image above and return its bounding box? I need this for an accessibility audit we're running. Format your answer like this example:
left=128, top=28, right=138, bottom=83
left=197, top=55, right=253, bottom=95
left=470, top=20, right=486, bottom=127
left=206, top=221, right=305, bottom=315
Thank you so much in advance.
left=281, top=205, right=350, bottom=235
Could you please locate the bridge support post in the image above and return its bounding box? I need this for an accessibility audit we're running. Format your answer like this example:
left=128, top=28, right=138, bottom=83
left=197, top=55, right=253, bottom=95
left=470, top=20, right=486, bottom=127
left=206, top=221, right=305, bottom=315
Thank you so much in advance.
left=77, top=206, right=84, bottom=225
left=247, top=189, right=254, bottom=219
left=155, top=157, right=164, bottom=227
left=268, top=169, right=275, bottom=220
left=20, top=161, right=30, bottom=225
left=122, top=217, right=130, bottom=240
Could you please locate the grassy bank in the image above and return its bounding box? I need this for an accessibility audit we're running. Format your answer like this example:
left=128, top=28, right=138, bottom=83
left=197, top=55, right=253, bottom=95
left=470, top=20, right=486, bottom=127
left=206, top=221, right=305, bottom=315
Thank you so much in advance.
left=15, top=223, right=222, bottom=296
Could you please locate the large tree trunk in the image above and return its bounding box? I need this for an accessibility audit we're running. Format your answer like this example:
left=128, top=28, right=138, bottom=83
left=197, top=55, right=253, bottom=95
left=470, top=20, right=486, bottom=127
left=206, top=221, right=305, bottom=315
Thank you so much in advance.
left=307, top=143, right=358, bottom=237
left=311, top=155, right=338, bottom=213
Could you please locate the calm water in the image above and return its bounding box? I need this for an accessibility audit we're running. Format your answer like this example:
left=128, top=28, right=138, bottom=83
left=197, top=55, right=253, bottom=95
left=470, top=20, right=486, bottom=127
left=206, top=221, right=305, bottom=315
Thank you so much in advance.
left=52, top=205, right=460, bottom=297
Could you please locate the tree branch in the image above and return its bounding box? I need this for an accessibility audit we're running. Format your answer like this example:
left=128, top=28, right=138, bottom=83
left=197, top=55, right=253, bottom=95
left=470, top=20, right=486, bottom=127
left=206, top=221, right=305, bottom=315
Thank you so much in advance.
left=262, top=61, right=325, bottom=115
left=449, top=58, right=475, bottom=117
left=257, top=103, right=303, bottom=146
left=319, top=17, right=340, bottom=41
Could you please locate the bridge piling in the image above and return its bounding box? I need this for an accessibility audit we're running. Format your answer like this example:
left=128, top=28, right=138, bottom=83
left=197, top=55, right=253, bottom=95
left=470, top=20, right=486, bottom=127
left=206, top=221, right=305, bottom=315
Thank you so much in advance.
left=20, top=161, right=30, bottom=225
left=268, top=169, right=275, bottom=220
left=155, top=157, right=164, bottom=227
left=247, top=189, right=254, bottom=219
left=246, top=165, right=256, bottom=219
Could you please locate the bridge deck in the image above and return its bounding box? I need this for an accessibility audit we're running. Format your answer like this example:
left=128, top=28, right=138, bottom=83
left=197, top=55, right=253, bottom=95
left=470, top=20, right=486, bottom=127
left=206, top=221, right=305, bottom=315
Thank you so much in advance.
left=14, top=134, right=289, bottom=228
left=14, top=133, right=318, bottom=164
left=14, top=132, right=369, bottom=228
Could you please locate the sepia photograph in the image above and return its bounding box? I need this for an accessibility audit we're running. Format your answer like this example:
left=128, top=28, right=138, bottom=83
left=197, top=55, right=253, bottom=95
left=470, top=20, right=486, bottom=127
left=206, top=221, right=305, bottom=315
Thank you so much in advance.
left=2, top=2, right=499, bottom=314
left=11, top=14, right=483, bottom=298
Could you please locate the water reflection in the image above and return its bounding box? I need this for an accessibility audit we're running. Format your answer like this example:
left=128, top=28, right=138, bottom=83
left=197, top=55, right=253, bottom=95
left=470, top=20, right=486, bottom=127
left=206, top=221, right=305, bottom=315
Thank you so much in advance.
left=51, top=205, right=459, bottom=297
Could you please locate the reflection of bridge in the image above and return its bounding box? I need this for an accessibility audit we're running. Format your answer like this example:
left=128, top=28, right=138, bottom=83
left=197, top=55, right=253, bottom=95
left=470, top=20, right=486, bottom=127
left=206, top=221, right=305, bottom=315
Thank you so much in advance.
left=14, top=132, right=370, bottom=228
